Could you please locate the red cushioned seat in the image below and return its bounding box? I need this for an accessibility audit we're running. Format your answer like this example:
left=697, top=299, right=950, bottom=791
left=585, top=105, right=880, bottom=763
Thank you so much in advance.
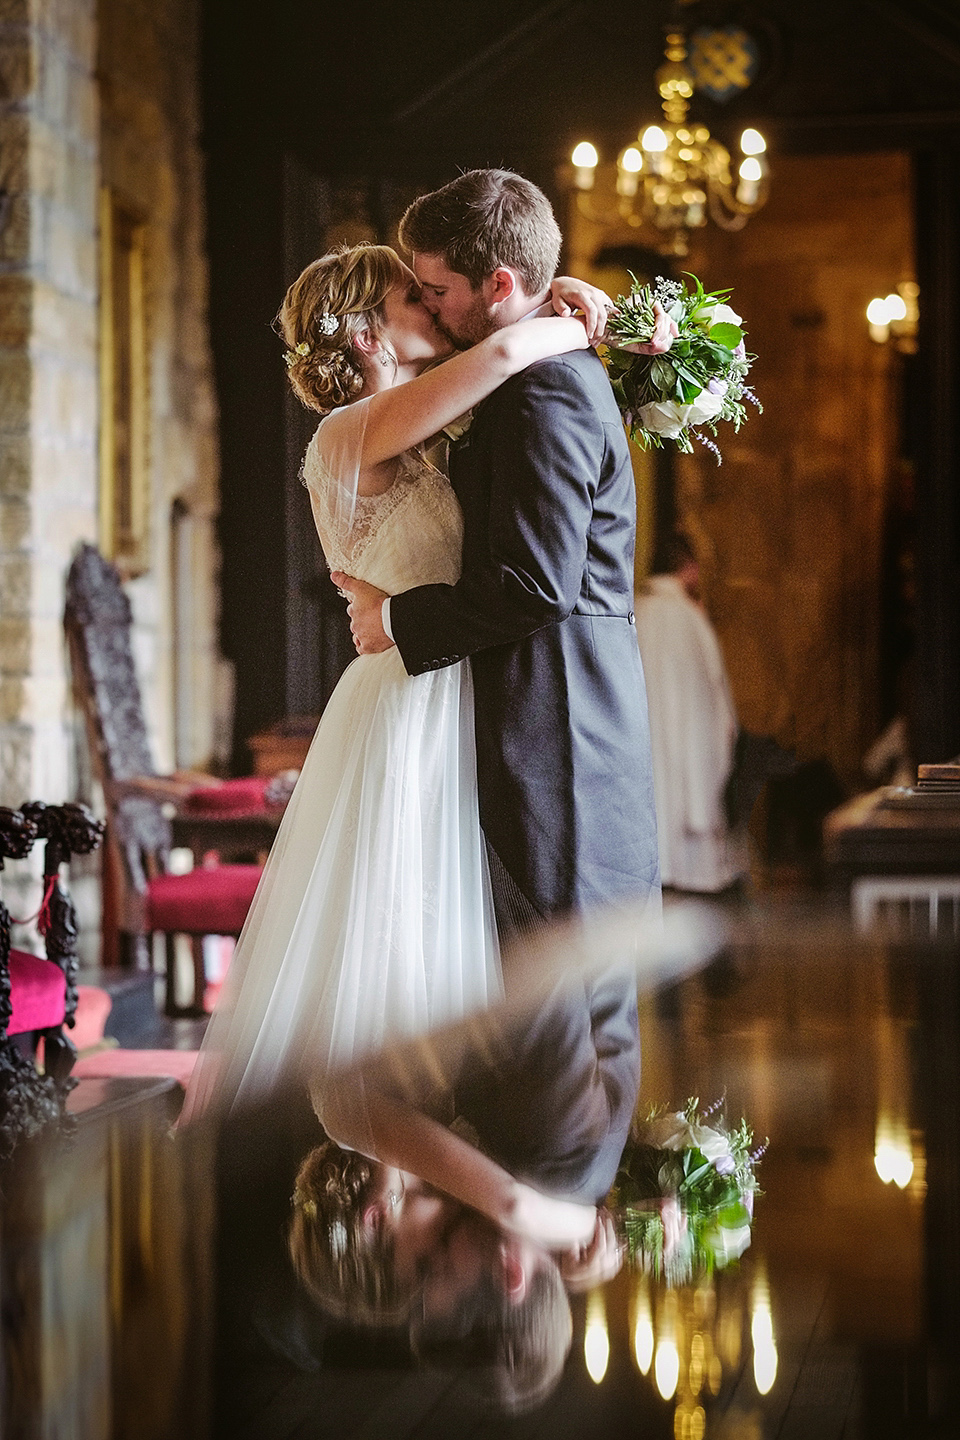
left=144, top=864, right=262, bottom=934
left=182, top=778, right=271, bottom=814
left=8, top=949, right=67, bottom=1035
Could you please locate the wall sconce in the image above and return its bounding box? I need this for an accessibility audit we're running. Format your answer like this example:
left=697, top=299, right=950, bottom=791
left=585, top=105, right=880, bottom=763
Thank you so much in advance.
left=866, top=281, right=919, bottom=351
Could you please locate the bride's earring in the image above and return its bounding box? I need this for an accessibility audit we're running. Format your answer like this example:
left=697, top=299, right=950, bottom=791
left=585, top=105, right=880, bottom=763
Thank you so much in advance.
left=379, top=350, right=391, bottom=368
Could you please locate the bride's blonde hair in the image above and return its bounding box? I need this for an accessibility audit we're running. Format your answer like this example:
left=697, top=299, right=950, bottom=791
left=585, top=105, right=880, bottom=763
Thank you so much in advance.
left=288, top=1140, right=416, bottom=1325
left=276, top=243, right=407, bottom=414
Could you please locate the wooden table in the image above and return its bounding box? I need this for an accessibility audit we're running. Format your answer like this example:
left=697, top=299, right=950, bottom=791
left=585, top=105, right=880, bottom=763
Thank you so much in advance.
left=824, top=785, right=960, bottom=883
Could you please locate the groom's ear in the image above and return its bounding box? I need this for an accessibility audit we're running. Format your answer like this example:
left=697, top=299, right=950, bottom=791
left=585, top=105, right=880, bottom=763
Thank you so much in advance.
left=486, top=267, right=519, bottom=306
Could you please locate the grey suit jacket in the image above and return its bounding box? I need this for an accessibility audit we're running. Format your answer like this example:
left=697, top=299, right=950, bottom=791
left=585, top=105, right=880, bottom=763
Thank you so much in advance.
left=390, top=347, right=659, bottom=917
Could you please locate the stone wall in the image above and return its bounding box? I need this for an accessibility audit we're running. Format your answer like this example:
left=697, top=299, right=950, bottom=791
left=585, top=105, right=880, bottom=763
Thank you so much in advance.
left=0, top=0, right=98, bottom=811
left=0, top=0, right=220, bottom=947
left=98, top=0, right=221, bottom=772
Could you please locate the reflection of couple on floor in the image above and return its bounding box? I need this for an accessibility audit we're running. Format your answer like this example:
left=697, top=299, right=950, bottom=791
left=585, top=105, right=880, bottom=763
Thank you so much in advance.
left=185, top=167, right=668, bottom=1400
left=290, top=961, right=640, bottom=1412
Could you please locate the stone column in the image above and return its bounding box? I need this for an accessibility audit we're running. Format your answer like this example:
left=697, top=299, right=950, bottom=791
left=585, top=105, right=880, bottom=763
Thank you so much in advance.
left=0, top=0, right=99, bottom=815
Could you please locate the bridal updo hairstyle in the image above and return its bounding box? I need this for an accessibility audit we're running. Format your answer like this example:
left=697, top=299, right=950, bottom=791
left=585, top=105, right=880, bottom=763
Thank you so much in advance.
left=288, top=1139, right=416, bottom=1325
left=277, top=243, right=407, bottom=414
left=397, top=168, right=562, bottom=295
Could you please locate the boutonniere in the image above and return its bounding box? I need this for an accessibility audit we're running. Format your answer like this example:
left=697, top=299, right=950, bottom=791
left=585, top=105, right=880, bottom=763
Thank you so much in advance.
left=443, top=410, right=473, bottom=444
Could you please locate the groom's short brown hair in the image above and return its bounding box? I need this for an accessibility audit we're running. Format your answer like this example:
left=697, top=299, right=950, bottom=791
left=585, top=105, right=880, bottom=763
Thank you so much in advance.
left=398, top=169, right=561, bottom=295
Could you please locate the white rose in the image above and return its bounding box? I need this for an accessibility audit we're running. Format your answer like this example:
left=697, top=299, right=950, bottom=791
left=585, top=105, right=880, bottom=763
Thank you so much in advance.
left=644, top=1113, right=733, bottom=1167
left=693, top=301, right=742, bottom=329
left=704, top=1219, right=753, bottom=1265
left=685, top=389, right=725, bottom=426
left=638, top=400, right=692, bottom=439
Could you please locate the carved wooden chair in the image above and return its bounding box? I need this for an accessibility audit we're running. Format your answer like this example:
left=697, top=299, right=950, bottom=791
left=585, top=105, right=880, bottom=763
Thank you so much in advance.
left=64, top=543, right=290, bottom=843
left=0, top=803, right=104, bottom=1159
left=64, top=543, right=277, bottom=1010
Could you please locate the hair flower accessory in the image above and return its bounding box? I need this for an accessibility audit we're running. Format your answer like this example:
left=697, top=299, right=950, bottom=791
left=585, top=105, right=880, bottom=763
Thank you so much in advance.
left=317, top=312, right=339, bottom=337
left=284, top=339, right=312, bottom=368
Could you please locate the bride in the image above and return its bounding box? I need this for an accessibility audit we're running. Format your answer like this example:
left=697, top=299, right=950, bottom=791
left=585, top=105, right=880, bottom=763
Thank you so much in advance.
left=182, top=243, right=612, bottom=1120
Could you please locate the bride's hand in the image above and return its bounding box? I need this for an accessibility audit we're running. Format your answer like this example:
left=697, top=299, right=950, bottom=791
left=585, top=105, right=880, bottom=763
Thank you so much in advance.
left=505, top=1181, right=597, bottom=1249
left=549, top=276, right=614, bottom=346
left=331, top=571, right=394, bottom=655
left=558, top=1209, right=624, bottom=1292
left=610, top=300, right=678, bottom=356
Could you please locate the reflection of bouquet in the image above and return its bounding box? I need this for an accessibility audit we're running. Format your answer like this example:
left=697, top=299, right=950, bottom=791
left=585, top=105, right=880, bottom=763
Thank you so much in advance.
left=611, top=1098, right=766, bottom=1286
left=603, top=274, right=761, bottom=463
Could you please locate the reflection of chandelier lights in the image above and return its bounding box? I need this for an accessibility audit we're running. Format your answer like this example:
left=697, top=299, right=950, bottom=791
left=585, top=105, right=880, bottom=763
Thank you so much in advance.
left=751, top=1267, right=779, bottom=1396
left=584, top=1288, right=610, bottom=1384
left=570, top=27, right=769, bottom=255
left=616, top=1268, right=774, bottom=1430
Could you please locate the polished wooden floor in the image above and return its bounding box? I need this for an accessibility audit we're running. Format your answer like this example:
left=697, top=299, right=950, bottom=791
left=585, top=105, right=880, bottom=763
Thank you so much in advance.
left=3, top=903, right=957, bottom=1438
left=214, top=908, right=960, bottom=1440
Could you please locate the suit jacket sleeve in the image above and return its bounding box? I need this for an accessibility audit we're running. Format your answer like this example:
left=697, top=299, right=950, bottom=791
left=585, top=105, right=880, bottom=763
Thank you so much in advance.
left=389, top=356, right=605, bottom=675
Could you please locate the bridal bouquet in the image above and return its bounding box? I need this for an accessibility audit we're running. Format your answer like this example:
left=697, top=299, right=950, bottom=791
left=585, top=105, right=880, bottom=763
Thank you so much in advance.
left=603, top=274, right=761, bottom=463
left=610, top=1098, right=766, bottom=1286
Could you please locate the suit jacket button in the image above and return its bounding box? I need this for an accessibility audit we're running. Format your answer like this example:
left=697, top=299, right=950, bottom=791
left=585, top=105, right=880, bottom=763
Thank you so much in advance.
left=628, top=610, right=635, bottom=624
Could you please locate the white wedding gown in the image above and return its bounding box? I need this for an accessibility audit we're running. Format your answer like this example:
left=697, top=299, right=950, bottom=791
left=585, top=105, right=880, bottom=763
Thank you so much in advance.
left=184, top=399, right=501, bottom=1119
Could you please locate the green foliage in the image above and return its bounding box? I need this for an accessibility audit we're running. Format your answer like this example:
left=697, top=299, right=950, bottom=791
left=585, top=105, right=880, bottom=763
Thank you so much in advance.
left=600, top=273, right=762, bottom=462
left=609, top=1098, right=767, bottom=1287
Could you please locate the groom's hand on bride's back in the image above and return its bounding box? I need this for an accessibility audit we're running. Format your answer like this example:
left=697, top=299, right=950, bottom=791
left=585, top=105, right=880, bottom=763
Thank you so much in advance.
left=330, top=571, right=395, bottom=655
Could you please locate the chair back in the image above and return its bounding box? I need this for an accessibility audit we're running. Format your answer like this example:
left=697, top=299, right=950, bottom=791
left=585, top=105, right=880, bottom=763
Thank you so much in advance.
left=65, top=544, right=173, bottom=914
left=64, top=543, right=157, bottom=786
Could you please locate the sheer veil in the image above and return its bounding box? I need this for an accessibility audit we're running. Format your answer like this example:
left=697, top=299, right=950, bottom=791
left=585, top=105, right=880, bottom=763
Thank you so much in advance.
left=300, top=396, right=373, bottom=570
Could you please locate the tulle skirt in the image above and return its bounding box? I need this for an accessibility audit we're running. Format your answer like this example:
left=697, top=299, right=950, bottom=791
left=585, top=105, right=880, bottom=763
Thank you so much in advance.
left=183, top=649, right=502, bottom=1119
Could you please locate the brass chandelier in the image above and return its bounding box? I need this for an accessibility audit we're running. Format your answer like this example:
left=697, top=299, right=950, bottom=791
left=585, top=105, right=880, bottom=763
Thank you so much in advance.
left=571, top=26, right=769, bottom=255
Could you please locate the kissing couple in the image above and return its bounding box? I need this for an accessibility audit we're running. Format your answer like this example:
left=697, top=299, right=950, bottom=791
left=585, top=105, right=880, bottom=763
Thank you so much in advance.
left=183, top=166, right=669, bottom=1164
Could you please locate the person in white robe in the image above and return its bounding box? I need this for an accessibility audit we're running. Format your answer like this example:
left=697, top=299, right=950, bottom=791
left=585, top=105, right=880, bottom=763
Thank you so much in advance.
left=635, top=533, right=748, bottom=894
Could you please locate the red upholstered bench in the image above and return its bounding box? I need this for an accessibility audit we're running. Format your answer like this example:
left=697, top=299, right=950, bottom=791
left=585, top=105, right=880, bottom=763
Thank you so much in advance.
left=7, top=949, right=68, bottom=1035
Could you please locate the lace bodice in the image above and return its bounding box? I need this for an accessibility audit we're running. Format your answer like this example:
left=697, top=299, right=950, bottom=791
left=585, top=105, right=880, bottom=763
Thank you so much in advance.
left=302, top=420, right=463, bottom=594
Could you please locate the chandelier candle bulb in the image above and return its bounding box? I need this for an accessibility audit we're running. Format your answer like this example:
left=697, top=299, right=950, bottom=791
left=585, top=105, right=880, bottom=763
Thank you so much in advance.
left=571, top=141, right=599, bottom=190
left=739, top=128, right=767, bottom=156
left=736, top=157, right=762, bottom=206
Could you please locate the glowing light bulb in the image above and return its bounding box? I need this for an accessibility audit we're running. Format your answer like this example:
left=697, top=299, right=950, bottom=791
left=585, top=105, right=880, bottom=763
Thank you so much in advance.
left=740, top=128, right=767, bottom=155
left=866, top=297, right=891, bottom=326
left=884, top=292, right=908, bottom=322
left=641, top=125, right=669, bottom=152
left=620, top=146, right=643, bottom=172
left=571, top=141, right=599, bottom=169
left=571, top=142, right=599, bottom=192
left=892, top=1148, right=915, bottom=1188
left=736, top=155, right=763, bottom=205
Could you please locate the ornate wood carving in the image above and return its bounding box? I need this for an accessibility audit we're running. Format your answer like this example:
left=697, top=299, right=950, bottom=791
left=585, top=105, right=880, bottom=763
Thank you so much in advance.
left=0, top=804, right=105, bottom=1159
left=65, top=543, right=156, bottom=784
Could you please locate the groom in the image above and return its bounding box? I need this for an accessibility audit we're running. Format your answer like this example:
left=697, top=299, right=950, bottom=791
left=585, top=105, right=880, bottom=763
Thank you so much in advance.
left=333, top=168, right=659, bottom=934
